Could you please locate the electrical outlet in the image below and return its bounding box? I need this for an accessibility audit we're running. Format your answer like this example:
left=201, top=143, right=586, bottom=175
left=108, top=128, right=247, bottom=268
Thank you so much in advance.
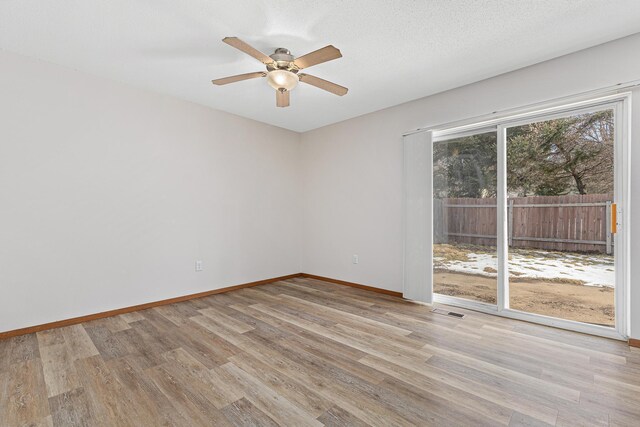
left=352, top=254, right=359, bottom=264
left=195, top=260, right=203, bottom=272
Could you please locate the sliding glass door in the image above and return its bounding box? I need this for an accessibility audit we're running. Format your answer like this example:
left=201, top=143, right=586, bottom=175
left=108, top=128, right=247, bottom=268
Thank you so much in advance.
left=431, top=95, right=628, bottom=339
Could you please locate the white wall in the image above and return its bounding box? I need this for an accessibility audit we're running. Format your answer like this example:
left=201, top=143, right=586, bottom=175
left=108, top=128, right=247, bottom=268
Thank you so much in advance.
left=0, top=51, right=301, bottom=332
left=301, top=33, right=640, bottom=339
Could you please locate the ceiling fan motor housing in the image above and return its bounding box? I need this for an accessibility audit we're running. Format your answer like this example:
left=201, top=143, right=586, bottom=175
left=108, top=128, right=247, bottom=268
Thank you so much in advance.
left=268, top=48, right=298, bottom=72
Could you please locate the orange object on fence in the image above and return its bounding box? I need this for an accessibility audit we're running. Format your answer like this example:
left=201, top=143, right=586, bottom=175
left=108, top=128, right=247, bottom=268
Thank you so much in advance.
left=611, top=203, right=617, bottom=234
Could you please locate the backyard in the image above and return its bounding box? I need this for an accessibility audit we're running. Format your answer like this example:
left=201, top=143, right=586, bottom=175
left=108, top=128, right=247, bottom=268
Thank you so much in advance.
left=433, top=243, right=615, bottom=326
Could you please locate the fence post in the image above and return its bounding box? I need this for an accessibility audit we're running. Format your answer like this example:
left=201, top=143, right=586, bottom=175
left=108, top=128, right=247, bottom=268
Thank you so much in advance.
left=508, top=199, right=514, bottom=247
left=434, top=199, right=442, bottom=244
left=605, top=201, right=612, bottom=255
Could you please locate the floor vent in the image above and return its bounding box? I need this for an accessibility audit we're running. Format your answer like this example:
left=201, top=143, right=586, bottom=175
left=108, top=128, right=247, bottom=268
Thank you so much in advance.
left=432, top=308, right=466, bottom=319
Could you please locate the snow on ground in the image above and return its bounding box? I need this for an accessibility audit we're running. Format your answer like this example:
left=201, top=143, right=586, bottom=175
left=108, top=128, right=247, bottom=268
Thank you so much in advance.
left=434, top=245, right=615, bottom=288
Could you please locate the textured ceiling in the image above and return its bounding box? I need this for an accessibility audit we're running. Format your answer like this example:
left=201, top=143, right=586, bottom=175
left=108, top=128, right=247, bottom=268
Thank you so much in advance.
left=1, top=0, right=640, bottom=132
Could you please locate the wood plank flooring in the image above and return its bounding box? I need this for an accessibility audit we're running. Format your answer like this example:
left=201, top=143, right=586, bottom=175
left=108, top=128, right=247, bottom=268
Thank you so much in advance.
left=1, top=277, right=639, bottom=426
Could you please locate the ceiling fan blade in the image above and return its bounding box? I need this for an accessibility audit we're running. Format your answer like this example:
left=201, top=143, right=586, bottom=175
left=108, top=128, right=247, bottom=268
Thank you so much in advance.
left=211, top=71, right=266, bottom=85
left=222, top=37, right=273, bottom=64
left=293, top=45, right=342, bottom=69
left=276, top=89, right=290, bottom=108
left=298, top=73, right=348, bottom=96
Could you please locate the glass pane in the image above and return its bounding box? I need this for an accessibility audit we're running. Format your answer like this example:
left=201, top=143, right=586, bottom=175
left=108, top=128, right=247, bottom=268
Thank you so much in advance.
left=506, top=109, right=615, bottom=326
left=433, top=130, right=498, bottom=304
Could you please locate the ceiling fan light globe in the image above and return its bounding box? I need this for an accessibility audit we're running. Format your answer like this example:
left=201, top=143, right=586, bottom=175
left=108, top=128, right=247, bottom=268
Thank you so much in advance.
left=267, top=70, right=298, bottom=91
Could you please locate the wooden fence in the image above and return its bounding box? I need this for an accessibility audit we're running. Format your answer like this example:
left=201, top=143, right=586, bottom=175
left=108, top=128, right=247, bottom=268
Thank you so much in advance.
left=434, top=194, right=613, bottom=254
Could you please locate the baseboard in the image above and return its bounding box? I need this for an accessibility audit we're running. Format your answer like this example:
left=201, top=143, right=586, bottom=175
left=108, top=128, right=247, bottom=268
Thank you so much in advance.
left=0, top=273, right=302, bottom=340
left=299, top=273, right=403, bottom=297
left=630, top=338, right=640, bottom=348
left=0, top=272, right=404, bottom=340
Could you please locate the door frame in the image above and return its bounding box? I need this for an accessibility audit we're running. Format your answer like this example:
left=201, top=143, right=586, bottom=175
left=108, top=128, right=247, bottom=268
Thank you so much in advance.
left=431, top=93, right=631, bottom=340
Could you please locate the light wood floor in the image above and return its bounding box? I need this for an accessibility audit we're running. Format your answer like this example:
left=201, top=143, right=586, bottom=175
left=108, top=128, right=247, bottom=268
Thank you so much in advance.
left=1, top=278, right=639, bottom=426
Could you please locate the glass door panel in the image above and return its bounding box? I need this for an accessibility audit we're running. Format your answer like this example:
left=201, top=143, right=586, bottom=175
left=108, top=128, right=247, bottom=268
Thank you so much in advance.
left=505, top=109, right=615, bottom=327
left=433, top=130, right=498, bottom=305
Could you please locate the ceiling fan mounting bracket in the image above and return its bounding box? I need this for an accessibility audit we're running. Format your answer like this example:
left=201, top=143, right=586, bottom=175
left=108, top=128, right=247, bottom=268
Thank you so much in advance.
left=273, top=47, right=291, bottom=55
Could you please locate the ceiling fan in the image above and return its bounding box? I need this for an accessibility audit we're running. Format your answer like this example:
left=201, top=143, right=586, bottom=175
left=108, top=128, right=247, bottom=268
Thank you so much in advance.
left=212, top=37, right=348, bottom=107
